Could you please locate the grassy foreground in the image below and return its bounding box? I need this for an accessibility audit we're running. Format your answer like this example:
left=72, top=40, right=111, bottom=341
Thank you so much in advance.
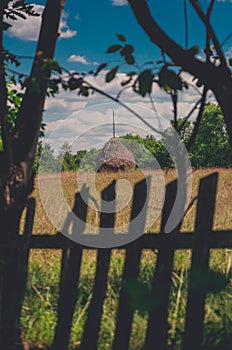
left=20, top=169, right=232, bottom=349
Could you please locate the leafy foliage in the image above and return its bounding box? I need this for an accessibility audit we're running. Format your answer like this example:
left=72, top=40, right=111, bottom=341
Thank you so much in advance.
left=4, top=0, right=40, bottom=22
left=189, top=103, right=232, bottom=168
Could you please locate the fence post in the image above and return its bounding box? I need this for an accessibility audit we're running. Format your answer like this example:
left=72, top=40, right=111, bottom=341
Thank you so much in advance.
left=112, top=178, right=148, bottom=350
left=52, top=190, right=89, bottom=350
left=183, top=172, right=218, bottom=350
left=80, top=181, right=115, bottom=350
left=145, top=180, right=179, bottom=350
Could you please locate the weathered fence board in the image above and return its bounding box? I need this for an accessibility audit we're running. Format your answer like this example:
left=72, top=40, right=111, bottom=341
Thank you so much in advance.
left=81, top=183, right=115, bottom=349
left=52, top=188, right=88, bottom=350
left=183, top=173, right=218, bottom=350
left=145, top=180, right=178, bottom=350
left=112, top=178, right=148, bottom=350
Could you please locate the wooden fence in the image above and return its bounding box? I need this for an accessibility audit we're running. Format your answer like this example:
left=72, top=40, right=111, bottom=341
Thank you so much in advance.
left=1, top=172, right=232, bottom=350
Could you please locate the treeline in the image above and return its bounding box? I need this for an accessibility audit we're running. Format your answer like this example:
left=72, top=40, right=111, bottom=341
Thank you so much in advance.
left=36, top=103, right=232, bottom=173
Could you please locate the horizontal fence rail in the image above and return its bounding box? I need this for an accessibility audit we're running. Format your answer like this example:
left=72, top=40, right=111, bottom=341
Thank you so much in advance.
left=2, top=231, right=232, bottom=249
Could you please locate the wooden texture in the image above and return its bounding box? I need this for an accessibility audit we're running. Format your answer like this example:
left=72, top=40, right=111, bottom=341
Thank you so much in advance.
left=145, top=180, right=177, bottom=350
left=52, top=190, right=88, bottom=350
left=112, top=178, right=148, bottom=350
left=80, top=182, right=115, bottom=349
left=183, top=173, right=218, bottom=350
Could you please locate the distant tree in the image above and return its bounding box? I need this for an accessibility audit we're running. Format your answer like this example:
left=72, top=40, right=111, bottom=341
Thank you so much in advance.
left=80, top=148, right=99, bottom=170
left=120, top=104, right=232, bottom=169
left=190, top=103, right=232, bottom=168
left=36, top=142, right=60, bottom=173
left=58, top=142, right=76, bottom=171
left=120, top=134, right=174, bottom=169
left=75, top=149, right=88, bottom=168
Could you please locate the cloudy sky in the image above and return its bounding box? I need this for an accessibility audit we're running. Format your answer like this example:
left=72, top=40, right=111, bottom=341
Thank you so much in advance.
left=5, top=0, right=232, bottom=151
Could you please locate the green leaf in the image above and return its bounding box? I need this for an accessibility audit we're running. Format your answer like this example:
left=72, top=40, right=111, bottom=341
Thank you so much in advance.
left=78, top=86, right=89, bottom=97
left=106, top=45, right=122, bottom=53
left=68, top=77, right=83, bottom=91
left=228, top=58, right=232, bottom=66
left=158, top=67, right=182, bottom=91
left=116, top=33, right=126, bottom=42
left=196, top=79, right=203, bottom=87
left=120, top=44, right=134, bottom=57
left=125, top=53, right=135, bottom=65
left=106, top=66, right=119, bottom=83
left=137, top=69, right=153, bottom=97
left=1, top=22, right=12, bottom=31
left=121, top=76, right=133, bottom=86
left=187, top=45, right=200, bottom=56
left=94, top=63, right=107, bottom=76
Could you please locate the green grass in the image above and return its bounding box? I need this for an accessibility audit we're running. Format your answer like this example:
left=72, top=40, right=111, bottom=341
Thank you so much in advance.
left=20, top=169, right=232, bottom=349
left=20, top=248, right=232, bottom=349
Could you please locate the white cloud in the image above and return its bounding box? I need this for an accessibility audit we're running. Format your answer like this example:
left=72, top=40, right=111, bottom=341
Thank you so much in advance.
left=6, top=4, right=77, bottom=41
left=59, top=15, right=77, bottom=39
left=67, top=55, right=98, bottom=65
left=111, top=0, right=128, bottom=6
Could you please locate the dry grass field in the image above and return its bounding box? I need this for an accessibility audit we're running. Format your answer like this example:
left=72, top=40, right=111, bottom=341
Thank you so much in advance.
left=26, top=168, right=232, bottom=234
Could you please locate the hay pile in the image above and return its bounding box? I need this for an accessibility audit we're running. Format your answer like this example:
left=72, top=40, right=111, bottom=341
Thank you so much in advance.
left=97, top=137, right=136, bottom=172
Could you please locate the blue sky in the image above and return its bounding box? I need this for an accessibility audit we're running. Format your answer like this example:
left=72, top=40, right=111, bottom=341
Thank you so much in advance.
left=5, top=0, right=232, bottom=151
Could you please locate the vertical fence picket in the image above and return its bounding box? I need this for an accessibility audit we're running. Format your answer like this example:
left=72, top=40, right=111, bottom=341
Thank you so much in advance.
left=52, top=190, right=89, bottom=350
left=80, top=182, right=115, bottom=349
left=18, top=198, right=35, bottom=342
left=145, top=180, right=178, bottom=350
left=112, top=178, right=149, bottom=350
left=183, top=172, right=218, bottom=350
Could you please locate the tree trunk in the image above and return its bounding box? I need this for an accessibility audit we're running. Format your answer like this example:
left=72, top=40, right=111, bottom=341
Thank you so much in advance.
left=0, top=206, right=25, bottom=349
left=0, top=0, right=65, bottom=347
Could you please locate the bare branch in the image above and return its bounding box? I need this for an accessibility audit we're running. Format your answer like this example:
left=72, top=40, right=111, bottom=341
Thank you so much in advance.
left=184, top=0, right=188, bottom=49
left=0, top=2, right=12, bottom=165
left=179, top=96, right=203, bottom=130
left=84, top=80, right=164, bottom=137
left=171, top=91, right=178, bottom=130
left=127, top=0, right=220, bottom=84
left=186, top=87, right=208, bottom=151
left=189, top=0, right=227, bottom=67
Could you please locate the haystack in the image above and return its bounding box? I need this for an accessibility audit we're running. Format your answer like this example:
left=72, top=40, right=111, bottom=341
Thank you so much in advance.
left=97, top=137, right=136, bottom=172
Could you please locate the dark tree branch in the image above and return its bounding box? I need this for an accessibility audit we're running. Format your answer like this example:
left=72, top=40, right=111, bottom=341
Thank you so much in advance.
left=179, top=96, right=203, bottom=130
left=127, top=0, right=232, bottom=148
left=186, top=87, right=207, bottom=151
left=184, top=0, right=188, bottom=49
left=84, top=80, right=164, bottom=137
left=189, top=0, right=227, bottom=67
left=171, top=91, right=178, bottom=131
left=0, top=1, right=12, bottom=166
left=128, top=0, right=219, bottom=83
